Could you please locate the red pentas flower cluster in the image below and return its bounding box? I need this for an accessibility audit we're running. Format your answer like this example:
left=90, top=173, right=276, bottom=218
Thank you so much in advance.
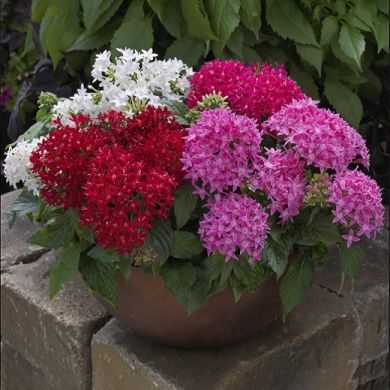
left=30, top=107, right=184, bottom=254
left=187, top=60, right=304, bottom=122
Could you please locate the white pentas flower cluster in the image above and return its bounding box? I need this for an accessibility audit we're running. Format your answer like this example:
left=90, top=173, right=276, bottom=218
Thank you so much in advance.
left=3, top=138, right=44, bottom=195
left=52, top=49, right=193, bottom=125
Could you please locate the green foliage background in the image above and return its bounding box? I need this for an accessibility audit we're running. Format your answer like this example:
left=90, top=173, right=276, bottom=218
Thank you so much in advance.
left=2, top=0, right=389, bottom=198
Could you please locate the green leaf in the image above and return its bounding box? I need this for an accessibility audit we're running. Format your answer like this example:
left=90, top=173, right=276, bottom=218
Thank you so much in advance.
left=296, top=44, right=323, bottom=76
left=180, top=0, right=218, bottom=40
left=227, top=27, right=245, bottom=58
left=262, top=237, right=291, bottom=279
left=330, top=40, right=361, bottom=72
left=280, top=255, right=315, bottom=317
left=76, top=226, right=95, bottom=243
left=171, top=231, right=204, bottom=259
left=349, top=0, right=377, bottom=31
left=230, top=275, right=247, bottom=302
left=320, top=15, right=339, bottom=45
left=373, top=14, right=389, bottom=53
left=117, top=256, right=132, bottom=282
left=28, top=209, right=79, bottom=249
left=324, top=77, right=363, bottom=128
left=88, top=245, right=118, bottom=263
left=323, top=65, right=369, bottom=85
left=159, top=261, right=197, bottom=313
left=289, top=65, right=319, bottom=99
left=68, top=18, right=121, bottom=51
left=338, top=241, right=364, bottom=280
left=358, top=69, right=382, bottom=103
left=79, top=254, right=118, bottom=308
left=39, top=0, right=81, bottom=67
left=147, top=0, right=182, bottom=39
left=7, top=189, right=40, bottom=228
left=89, top=0, right=124, bottom=33
left=338, top=24, right=365, bottom=70
left=376, top=0, right=389, bottom=15
left=32, top=0, right=49, bottom=23
left=6, top=120, right=51, bottom=150
left=173, top=181, right=198, bottom=229
left=266, top=0, right=319, bottom=46
left=205, top=0, right=241, bottom=56
left=203, top=253, right=234, bottom=295
left=240, top=0, right=262, bottom=39
left=145, top=219, right=173, bottom=264
left=165, top=36, right=205, bottom=66
left=49, top=240, right=87, bottom=298
left=111, top=18, right=154, bottom=52
left=81, top=0, right=115, bottom=31
left=110, top=1, right=153, bottom=53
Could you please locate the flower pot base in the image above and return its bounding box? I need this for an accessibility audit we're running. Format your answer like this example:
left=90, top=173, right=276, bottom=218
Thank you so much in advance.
left=96, top=267, right=282, bottom=349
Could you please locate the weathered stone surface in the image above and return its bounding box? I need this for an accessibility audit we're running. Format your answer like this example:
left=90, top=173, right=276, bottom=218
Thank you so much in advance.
left=316, top=232, right=389, bottom=364
left=92, top=284, right=361, bottom=390
left=1, top=341, right=53, bottom=390
left=355, top=353, right=389, bottom=385
left=1, top=252, right=110, bottom=390
left=1, top=190, right=47, bottom=272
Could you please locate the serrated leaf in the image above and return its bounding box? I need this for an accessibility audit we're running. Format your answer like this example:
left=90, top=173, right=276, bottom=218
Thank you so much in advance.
left=280, top=255, right=315, bottom=317
left=49, top=240, right=88, bottom=298
left=320, top=16, right=339, bottom=45
left=7, top=189, right=40, bottom=228
left=171, top=231, right=204, bottom=259
left=111, top=18, right=153, bottom=52
left=266, top=0, right=319, bottom=46
left=338, top=241, right=364, bottom=280
left=68, top=18, right=121, bottom=51
left=147, top=0, right=182, bottom=39
left=296, top=44, right=323, bottom=76
left=376, top=0, right=389, bottom=15
left=240, top=0, right=262, bottom=39
left=79, top=254, right=118, bottom=308
left=324, top=77, right=363, bottom=128
left=28, top=209, right=79, bottom=249
left=90, top=0, right=124, bottom=33
left=289, top=65, right=319, bottom=99
left=373, top=14, right=389, bottom=53
left=227, top=27, right=245, bottom=58
left=205, top=0, right=241, bottom=56
left=165, top=36, right=205, bottom=66
left=330, top=40, right=361, bottom=72
left=338, top=24, right=365, bottom=70
left=179, top=0, right=218, bottom=40
left=173, top=181, right=198, bottom=229
left=145, top=219, right=173, bottom=264
left=349, top=0, right=377, bottom=31
left=81, top=0, right=114, bottom=31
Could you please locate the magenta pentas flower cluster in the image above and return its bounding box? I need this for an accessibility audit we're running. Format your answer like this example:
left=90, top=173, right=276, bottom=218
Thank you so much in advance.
left=251, top=148, right=306, bottom=223
left=263, top=99, right=369, bottom=172
left=199, top=193, right=270, bottom=261
left=181, top=108, right=261, bottom=198
left=187, top=60, right=304, bottom=122
left=328, top=170, right=384, bottom=247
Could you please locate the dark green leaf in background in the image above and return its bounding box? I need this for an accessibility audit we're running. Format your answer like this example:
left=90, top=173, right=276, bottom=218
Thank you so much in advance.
left=339, top=241, right=364, bottom=280
left=7, top=189, right=40, bottom=228
left=171, top=231, right=204, bottom=259
left=173, top=181, right=198, bottom=228
left=240, top=0, right=262, bottom=39
left=266, top=0, right=319, bottom=46
left=324, top=77, right=363, bottom=128
left=296, top=44, right=323, bottom=76
left=320, top=15, right=339, bottom=46
left=145, top=219, right=173, bottom=264
left=338, top=24, right=365, bottom=70
left=165, top=36, right=205, bottom=66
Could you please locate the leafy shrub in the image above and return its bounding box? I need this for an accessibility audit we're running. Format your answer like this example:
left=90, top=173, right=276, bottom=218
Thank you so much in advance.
left=2, top=0, right=389, bottom=199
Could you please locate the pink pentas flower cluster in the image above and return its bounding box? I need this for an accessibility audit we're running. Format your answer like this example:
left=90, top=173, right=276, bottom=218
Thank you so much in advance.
left=328, top=170, right=384, bottom=247
left=181, top=108, right=261, bottom=198
left=187, top=60, right=304, bottom=122
left=263, top=98, right=370, bottom=172
left=199, top=193, right=270, bottom=261
left=251, top=148, right=306, bottom=223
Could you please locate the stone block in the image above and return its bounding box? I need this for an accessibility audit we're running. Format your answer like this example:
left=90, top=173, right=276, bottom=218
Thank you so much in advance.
left=1, top=190, right=47, bottom=272
left=316, top=233, right=389, bottom=364
left=92, top=284, right=361, bottom=390
left=1, top=252, right=110, bottom=390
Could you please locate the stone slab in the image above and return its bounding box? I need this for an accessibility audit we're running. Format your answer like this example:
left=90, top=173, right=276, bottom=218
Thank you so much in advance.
left=92, top=284, right=361, bottom=390
left=1, top=190, right=47, bottom=272
left=316, top=232, right=389, bottom=364
left=1, top=252, right=110, bottom=390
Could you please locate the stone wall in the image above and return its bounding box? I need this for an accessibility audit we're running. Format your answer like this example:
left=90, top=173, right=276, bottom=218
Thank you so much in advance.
left=1, top=190, right=389, bottom=390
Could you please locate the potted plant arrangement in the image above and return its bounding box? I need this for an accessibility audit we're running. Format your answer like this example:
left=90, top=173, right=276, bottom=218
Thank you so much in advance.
left=4, top=49, right=384, bottom=348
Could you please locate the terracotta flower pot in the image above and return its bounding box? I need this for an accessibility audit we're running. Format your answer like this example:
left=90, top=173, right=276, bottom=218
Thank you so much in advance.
left=96, top=266, right=282, bottom=349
